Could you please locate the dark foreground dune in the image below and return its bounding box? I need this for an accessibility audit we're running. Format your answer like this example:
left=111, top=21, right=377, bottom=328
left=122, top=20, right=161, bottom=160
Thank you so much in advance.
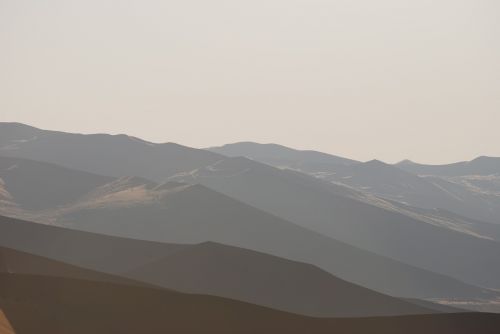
left=0, top=273, right=499, bottom=334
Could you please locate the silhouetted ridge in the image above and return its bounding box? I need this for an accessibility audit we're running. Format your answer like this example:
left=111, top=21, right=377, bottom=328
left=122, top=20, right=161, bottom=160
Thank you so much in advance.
left=396, top=156, right=500, bottom=176
left=208, top=142, right=358, bottom=172
left=0, top=122, right=225, bottom=181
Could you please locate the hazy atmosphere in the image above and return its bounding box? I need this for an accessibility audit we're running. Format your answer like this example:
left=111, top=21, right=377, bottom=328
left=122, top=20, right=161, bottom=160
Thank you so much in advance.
left=2, top=2, right=500, bottom=332
left=1, top=0, right=499, bottom=163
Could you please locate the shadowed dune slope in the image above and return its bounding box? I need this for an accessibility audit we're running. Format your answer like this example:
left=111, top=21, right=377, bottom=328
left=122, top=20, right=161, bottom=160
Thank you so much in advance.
left=126, top=241, right=435, bottom=317
left=0, top=215, right=185, bottom=274
left=1, top=274, right=500, bottom=334
left=0, top=246, right=146, bottom=287
left=0, top=156, right=114, bottom=211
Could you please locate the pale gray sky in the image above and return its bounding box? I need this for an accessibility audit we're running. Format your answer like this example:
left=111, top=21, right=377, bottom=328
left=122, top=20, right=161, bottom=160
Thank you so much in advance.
left=1, top=0, right=499, bottom=163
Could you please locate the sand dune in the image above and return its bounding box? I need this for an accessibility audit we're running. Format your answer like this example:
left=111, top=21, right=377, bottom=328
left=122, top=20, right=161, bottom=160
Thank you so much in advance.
left=1, top=273, right=500, bottom=334
left=126, top=241, right=436, bottom=317
left=0, top=218, right=440, bottom=317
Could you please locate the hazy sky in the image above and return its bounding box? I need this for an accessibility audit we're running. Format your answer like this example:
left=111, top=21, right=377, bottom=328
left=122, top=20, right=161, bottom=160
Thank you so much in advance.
left=1, top=0, right=499, bottom=163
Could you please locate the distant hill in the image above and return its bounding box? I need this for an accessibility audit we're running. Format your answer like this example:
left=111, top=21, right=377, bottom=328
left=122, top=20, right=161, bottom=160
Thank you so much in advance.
left=209, top=142, right=500, bottom=224
left=207, top=141, right=358, bottom=172
left=397, top=156, right=500, bottom=177
left=0, top=122, right=223, bottom=181
left=312, top=159, right=500, bottom=225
